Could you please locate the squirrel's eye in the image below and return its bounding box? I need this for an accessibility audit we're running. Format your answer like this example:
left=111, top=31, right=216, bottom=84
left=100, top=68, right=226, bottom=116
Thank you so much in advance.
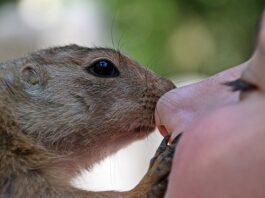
left=86, top=59, right=120, bottom=78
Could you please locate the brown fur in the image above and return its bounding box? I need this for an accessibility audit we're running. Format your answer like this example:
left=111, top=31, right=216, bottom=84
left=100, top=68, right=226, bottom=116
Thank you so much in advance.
left=0, top=44, right=175, bottom=197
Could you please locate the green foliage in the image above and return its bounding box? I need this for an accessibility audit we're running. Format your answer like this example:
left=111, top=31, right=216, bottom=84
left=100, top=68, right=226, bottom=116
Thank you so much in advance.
left=105, top=0, right=265, bottom=77
left=0, top=0, right=16, bottom=5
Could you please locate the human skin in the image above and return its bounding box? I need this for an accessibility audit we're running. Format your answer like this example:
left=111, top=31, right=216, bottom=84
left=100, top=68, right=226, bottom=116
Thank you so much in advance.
left=155, top=12, right=265, bottom=197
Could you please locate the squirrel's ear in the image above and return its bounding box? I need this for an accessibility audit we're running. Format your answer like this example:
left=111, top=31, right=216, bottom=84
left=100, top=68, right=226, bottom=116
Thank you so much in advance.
left=21, top=65, right=40, bottom=86
left=20, top=64, right=47, bottom=94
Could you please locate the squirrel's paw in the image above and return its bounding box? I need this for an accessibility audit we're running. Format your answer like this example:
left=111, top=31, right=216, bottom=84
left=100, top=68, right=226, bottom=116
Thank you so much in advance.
left=147, top=134, right=182, bottom=198
left=128, top=134, right=182, bottom=198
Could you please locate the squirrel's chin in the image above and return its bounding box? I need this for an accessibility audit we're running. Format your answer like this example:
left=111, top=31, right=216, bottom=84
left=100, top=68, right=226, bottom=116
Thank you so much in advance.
left=132, top=125, right=155, bottom=133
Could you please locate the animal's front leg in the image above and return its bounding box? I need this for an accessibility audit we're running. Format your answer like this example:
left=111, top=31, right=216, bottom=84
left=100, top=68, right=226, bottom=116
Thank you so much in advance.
left=0, top=134, right=181, bottom=198
left=126, top=134, right=182, bottom=198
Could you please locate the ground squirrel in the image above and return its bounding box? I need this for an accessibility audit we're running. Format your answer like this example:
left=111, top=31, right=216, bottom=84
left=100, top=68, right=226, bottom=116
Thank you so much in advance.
left=0, top=44, right=178, bottom=197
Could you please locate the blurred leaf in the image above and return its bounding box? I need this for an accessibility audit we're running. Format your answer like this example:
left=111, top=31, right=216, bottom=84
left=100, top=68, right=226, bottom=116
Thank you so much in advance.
left=0, top=0, right=16, bottom=5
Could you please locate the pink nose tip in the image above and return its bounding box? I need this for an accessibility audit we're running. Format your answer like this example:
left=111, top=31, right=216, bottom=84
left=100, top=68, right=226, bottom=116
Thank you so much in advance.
left=157, top=125, right=169, bottom=137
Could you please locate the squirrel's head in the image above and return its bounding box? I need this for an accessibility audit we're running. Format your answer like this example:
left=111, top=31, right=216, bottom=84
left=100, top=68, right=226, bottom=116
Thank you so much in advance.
left=0, top=45, right=175, bottom=167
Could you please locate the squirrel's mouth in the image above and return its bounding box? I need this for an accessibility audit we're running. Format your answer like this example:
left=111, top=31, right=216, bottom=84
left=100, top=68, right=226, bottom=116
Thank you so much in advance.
left=133, top=125, right=156, bottom=133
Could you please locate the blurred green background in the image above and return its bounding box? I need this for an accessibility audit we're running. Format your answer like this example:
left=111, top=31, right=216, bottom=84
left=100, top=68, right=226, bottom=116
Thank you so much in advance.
left=0, top=0, right=264, bottom=77
left=104, top=0, right=264, bottom=77
left=0, top=0, right=264, bottom=191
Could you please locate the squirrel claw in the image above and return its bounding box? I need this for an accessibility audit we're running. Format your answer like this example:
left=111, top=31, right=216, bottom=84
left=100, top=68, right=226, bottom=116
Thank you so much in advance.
left=147, top=133, right=182, bottom=197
